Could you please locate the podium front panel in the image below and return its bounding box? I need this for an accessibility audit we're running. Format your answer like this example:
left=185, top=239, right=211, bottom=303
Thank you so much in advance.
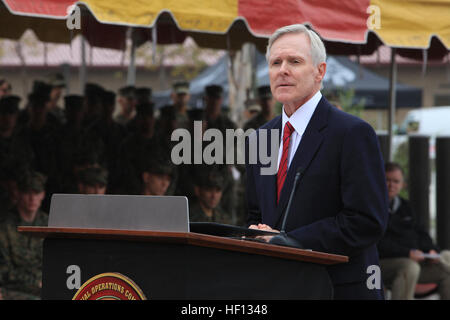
left=42, top=237, right=333, bottom=299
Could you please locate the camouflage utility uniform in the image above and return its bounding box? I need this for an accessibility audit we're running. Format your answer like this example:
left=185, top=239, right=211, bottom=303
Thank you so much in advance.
left=0, top=209, right=48, bottom=300
left=189, top=201, right=233, bottom=225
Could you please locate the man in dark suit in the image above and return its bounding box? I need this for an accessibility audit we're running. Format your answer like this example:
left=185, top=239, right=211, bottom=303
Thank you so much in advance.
left=378, top=162, right=450, bottom=299
left=245, top=24, right=389, bottom=299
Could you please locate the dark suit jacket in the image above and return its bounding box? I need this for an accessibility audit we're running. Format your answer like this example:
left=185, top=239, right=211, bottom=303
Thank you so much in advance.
left=378, top=197, right=438, bottom=258
left=245, top=97, right=389, bottom=299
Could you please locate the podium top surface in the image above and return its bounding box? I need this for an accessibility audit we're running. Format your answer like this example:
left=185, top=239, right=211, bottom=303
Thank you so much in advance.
left=18, top=226, right=348, bottom=266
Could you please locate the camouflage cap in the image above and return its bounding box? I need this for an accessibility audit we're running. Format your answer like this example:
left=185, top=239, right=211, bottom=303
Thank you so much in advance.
left=205, top=85, right=223, bottom=99
left=173, top=81, right=190, bottom=94
left=46, top=73, right=66, bottom=88
left=17, top=170, right=47, bottom=193
left=142, top=155, right=175, bottom=177
left=118, top=85, right=136, bottom=99
left=77, top=167, right=108, bottom=186
left=31, top=80, right=52, bottom=95
left=257, top=85, right=272, bottom=99
left=136, top=102, right=154, bottom=117
left=135, top=87, right=152, bottom=104
left=29, top=81, right=52, bottom=106
left=0, top=95, right=21, bottom=114
left=194, top=166, right=225, bottom=190
left=245, top=98, right=261, bottom=113
left=64, top=95, right=84, bottom=110
left=28, top=93, right=50, bottom=108
left=84, top=83, right=105, bottom=100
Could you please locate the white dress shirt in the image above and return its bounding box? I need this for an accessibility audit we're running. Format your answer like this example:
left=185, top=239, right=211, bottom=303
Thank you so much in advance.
left=277, top=90, right=322, bottom=171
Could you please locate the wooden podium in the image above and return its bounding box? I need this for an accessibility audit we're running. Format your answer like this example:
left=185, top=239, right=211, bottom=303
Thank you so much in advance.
left=19, top=226, right=348, bottom=300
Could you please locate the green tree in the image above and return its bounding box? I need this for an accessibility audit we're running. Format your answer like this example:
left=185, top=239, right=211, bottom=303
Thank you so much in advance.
left=136, top=39, right=223, bottom=82
left=323, top=87, right=365, bottom=118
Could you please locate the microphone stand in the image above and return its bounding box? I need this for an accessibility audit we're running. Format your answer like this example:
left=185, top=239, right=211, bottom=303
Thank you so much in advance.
left=269, top=167, right=304, bottom=249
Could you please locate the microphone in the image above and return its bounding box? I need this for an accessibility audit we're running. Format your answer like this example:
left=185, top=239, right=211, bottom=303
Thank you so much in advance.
left=269, top=166, right=304, bottom=248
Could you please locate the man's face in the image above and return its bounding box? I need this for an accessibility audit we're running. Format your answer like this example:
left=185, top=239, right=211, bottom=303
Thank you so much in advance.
left=386, top=169, right=404, bottom=200
left=143, top=172, right=171, bottom=196
left=0, top=82, right=11, bottom=98
left=31, top=104, right=48, bottom=120
left=172, top=93, right=190, bottom=107
left=50, top=87, right=64, bottom=105
left=205, top=96, right=222, bottom=117
left=118, top=96, right=135, bottom=114
left=268, top=32, right=325, bottom=109
left=195, top=186, right=223, bottom=210
left=17, top=190, right=45, bottom=214
left=78, top=183, right=106, bottom=195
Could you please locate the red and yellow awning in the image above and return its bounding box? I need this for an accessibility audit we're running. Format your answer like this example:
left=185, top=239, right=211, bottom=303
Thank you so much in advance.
left=1, top=0, right=449, bottom=58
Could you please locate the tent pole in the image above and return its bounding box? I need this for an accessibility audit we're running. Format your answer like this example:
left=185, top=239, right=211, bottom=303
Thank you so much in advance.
left=127, top=29, right=136, bottom=86
left=388, top=48, right=397, bottom=161
left=79, top=36, right=87, bottom=92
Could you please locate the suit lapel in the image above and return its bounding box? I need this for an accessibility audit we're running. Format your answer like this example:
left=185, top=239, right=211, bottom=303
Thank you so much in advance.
left=273, top=98, right=330, bottom=228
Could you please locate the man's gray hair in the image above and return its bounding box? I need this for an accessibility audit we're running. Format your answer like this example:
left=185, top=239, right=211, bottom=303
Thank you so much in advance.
left=266, top=24, right=327, bottom=66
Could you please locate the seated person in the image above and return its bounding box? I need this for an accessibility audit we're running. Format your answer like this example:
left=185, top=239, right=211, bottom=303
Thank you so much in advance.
left=141, top=158, right=174, bottom=196
left=77, top=167, right=108, bottom=195
left=378, top=162, right=450, bottom=300
left=0, top=170, right=48, bottom=300
left=189, top=167, right=232, bottom=224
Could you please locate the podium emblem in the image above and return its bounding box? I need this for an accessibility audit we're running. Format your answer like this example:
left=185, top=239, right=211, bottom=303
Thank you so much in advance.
left=72, top=272, right=147, bottom=300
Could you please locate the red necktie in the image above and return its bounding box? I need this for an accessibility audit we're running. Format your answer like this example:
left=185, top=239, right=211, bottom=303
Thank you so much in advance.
left=277, top=121, right=295, bottom=203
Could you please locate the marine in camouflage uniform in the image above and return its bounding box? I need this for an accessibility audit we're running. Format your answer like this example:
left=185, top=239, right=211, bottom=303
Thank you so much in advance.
left=76, top=166, right=108, bottom=195
left=0, top=95, right=34, bottom=215
left=237, top=86, right=278, bottom=226
left=46, top=73, right=67, bottom=126
left=154, top=81, right=192, bottom=154
left=0, top=95, right=35, bottom=173
left=85, top=90, right=126, bottom=193
left=114, top=85, right=136, bottom=127
left=201, top=85, right=238, bottom=222
left=82, top=83, right=105, bottom=128
left=0, top=170, right=48, bottom=300
left=57, top=95, right=87, bottom=185
left=116, top=102, right=165, bottom=194
left=243, top=85, right=276, bottom=131
left=17, top=82, right=62, bottom=213
left=126, top=87, right=152, bottom=134
left=171, top=81, right=192, bottom=130
left=141, top=154, right=177, bottom=196
left=189, top=165, right=233, bottom=225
